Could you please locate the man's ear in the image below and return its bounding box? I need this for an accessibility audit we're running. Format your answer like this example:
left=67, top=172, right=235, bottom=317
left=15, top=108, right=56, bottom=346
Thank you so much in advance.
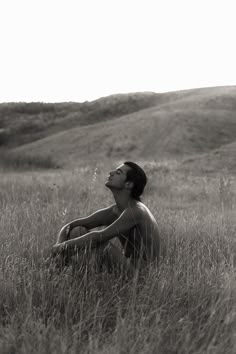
left=125, top=181, right=134, bottom=190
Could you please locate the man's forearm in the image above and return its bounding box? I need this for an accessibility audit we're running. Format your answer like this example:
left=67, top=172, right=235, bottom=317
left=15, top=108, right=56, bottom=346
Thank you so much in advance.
left=64, top=230, right=102, bottom=249
left=69, top=218, right=85, bottom=229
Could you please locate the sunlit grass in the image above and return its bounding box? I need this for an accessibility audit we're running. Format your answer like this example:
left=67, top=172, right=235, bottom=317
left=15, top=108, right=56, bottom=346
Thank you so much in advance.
left=0, top=165, right=235, bottom=353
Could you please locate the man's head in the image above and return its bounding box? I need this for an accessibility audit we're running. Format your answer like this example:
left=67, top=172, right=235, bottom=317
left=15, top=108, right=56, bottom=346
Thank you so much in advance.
left=105, top=161, right=147, bottom=201
left=124, top=161, right=147, bottom=201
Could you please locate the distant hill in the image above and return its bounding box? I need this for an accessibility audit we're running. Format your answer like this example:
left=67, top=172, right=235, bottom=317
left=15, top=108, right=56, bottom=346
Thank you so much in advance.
left=180, top=141, right=236, bottom=174
left=1, top=86, right=236, bottom=174
left=0, top=92, right=160, bottom=147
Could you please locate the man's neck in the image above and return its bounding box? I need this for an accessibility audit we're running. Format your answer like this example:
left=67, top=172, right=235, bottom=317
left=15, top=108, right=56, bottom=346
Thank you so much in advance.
left=111, top=190, right=136, bottom=211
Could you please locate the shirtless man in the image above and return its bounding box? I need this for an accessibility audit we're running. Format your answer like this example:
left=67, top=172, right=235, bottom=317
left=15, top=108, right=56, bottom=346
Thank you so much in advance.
left=52, top=161, right=160, bottom=271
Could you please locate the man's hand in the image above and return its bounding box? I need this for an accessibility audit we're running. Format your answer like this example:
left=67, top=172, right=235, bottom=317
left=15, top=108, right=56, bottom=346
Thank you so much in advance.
left=51, top=242, right=67, bottom=257
left=56, top=223, right=72, bottom=244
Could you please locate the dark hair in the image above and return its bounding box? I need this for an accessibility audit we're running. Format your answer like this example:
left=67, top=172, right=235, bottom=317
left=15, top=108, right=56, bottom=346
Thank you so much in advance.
left=124, top=161, right=147, bottom=201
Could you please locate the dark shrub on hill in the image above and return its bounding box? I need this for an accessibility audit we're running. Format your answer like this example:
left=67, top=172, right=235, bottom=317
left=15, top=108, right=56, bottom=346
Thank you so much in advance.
left=0, top=129, right=10, bottom=146
left=0, top=151, right=60, bottom=170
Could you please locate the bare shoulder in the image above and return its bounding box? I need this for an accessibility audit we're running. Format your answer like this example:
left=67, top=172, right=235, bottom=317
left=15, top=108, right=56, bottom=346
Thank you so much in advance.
left=107, top=204, right=121, bottom=222
left=133, top=201, right=149, bottom=215
left=110, top=202, right=154, bottom=223
left=127, top=202, right=147, bottom=220
left=91, top=204, right=118, bottom=226
left=132, top=202, right=157, bottom=223
left=104, top=204, right=118, bottom=218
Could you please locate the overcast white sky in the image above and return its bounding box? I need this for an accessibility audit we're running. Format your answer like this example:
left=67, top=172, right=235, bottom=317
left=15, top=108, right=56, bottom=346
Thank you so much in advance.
left=0, top=0, right=235, bottom=102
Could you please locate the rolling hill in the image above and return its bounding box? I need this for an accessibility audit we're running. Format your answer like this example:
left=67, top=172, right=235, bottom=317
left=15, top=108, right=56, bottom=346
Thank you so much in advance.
left=180, top=141, right=236, bottom=174
left=0, top=93, right=161, bottom=147
left=1, top=86, right=236, bottom=174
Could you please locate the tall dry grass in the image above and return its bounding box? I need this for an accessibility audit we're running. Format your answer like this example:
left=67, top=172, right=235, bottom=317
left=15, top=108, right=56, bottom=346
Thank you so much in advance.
left=0, top=165, right=235, bottom=354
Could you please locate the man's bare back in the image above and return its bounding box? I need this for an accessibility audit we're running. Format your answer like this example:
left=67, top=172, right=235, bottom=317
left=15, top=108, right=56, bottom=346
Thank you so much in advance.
left=110, top=202, right=160, bottom=264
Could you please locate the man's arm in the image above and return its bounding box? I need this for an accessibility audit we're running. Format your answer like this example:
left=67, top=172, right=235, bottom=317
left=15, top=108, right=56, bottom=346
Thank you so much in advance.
left=58, top=204, right=117, bottom=241
left=55, top=207, right=140, bottom=252
left=68, top=205, right=116, bottom=229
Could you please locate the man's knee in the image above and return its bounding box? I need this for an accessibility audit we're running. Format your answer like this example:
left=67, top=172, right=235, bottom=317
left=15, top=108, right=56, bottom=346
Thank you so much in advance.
left=68, top=226, right=89, bottom=240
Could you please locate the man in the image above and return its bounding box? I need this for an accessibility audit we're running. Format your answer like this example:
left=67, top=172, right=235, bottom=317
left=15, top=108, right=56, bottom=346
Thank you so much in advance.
left=52, top=161, right=160, bottom=272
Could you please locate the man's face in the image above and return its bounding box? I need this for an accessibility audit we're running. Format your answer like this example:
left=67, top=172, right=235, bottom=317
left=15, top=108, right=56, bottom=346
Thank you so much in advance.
left=105, top=164, right=131, bottom=190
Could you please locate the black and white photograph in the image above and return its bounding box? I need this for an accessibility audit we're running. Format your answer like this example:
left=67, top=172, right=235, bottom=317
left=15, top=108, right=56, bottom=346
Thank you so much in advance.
left=0, top=0, right=235, bottom=353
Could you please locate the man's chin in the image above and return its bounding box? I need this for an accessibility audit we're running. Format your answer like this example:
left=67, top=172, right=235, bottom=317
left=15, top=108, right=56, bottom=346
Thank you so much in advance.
left=105, top=181, right=115, bottom=191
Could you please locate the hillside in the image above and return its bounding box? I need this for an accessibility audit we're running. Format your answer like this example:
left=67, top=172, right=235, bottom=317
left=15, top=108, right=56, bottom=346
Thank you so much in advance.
left=180, top=141, right=236, bottom=174
left=1, top=86, right=236, bottom=174
left=0, top=92, right=160, bottom=147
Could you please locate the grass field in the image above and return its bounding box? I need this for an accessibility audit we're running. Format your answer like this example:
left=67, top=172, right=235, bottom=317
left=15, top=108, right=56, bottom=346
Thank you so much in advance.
left=0, top=163, right=235, bottom=354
